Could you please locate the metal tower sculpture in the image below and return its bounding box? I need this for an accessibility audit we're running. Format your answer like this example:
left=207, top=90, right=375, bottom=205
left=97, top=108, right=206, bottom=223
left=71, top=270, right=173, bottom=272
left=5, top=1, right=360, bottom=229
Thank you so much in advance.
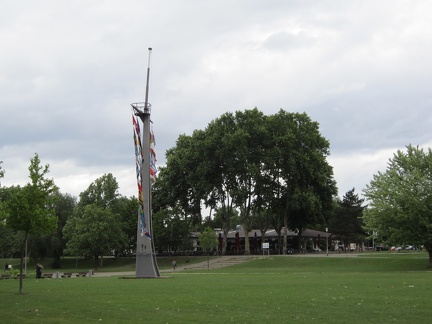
left=131, top=48, right=160, bottom=277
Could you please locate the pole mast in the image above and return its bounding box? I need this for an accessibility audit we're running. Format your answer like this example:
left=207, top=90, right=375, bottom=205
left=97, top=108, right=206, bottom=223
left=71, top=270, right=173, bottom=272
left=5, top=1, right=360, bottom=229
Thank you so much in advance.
left=131, top=48, right=160, bottom=278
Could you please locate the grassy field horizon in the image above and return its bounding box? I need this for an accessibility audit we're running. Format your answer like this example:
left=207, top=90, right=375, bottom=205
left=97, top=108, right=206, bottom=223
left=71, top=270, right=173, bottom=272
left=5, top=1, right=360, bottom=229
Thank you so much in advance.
left=1, top=252, right=431, bottom=323
left=1, top=255, right=215, bottom=275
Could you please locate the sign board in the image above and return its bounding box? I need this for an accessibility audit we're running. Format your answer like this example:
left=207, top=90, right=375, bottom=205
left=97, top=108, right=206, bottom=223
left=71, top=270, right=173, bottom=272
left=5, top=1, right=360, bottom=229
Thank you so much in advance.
left=262, top=242, right=269, bottom=249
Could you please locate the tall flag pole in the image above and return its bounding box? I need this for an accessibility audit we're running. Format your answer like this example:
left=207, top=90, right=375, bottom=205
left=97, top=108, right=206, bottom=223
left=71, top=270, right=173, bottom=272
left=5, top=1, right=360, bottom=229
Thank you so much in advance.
left=131, top=47, right=160, bottom=278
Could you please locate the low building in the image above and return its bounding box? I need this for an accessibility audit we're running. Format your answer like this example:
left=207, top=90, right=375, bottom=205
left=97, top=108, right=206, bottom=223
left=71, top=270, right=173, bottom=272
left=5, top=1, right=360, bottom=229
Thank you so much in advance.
left=193, top=227, right=332, bottom=255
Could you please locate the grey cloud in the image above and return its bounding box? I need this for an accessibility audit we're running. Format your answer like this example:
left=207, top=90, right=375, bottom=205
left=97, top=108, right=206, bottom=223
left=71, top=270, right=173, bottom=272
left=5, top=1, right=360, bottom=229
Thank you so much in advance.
left=2, top=1, right=432, bottom=198
left=261, top=31, right=316, bottom=51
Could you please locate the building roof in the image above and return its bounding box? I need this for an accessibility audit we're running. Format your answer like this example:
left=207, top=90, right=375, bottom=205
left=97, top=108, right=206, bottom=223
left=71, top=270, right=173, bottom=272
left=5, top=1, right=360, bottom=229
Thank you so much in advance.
left=192, top=228, right=331, bottom=239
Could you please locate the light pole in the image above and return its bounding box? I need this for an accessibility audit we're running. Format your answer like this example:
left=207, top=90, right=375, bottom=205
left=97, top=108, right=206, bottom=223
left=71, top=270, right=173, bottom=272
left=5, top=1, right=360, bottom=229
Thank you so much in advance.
left=325, top=227, right=328, bottom=256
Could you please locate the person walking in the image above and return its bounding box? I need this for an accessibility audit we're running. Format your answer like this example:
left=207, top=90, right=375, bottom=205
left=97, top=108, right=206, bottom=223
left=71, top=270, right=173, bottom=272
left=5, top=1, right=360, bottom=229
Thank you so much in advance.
left=172, top=259, right=176, bottom=271
left=36, top=263, right=43, bottom=279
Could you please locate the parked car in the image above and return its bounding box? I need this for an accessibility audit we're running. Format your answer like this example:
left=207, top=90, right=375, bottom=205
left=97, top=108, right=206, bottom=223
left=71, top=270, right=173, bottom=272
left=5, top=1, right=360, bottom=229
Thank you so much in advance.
left=376, top=245, right=389, bottom=251
left=391, top=246, right=402, bottom=251
left=405, top=245, right=414, bottom=250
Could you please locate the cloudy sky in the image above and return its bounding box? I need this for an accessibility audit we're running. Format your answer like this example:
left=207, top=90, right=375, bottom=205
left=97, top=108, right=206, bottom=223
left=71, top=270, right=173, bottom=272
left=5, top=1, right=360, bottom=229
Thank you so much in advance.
left=1, top=0, right=431, bottom=201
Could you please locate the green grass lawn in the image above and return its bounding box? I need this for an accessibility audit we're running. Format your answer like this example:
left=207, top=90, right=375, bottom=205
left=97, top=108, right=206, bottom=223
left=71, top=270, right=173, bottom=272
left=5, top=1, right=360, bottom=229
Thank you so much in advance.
left=1, top=255, right=212, bottom=275
left=1, top=253, right=431, bottom=323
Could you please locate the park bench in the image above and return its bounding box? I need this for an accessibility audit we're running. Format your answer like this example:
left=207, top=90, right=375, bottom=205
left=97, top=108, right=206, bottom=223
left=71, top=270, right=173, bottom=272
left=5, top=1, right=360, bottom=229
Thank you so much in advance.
left=61, top=272, right=73, bottom=278
left=1, top=274, right=11, bottom=279
left=77, top=272, right=88, bottom=277
left=15, top=273, right=26, bottom=279
left=42, top=273, right=53, bottom=278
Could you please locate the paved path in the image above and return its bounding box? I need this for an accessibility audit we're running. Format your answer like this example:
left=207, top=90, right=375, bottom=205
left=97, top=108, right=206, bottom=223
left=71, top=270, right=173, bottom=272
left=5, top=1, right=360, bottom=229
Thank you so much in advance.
left=93, top=255, right=257, bottom=277
left=173, top=255, right=257, bottom=271
left=92, top=253, right=361, bottom=277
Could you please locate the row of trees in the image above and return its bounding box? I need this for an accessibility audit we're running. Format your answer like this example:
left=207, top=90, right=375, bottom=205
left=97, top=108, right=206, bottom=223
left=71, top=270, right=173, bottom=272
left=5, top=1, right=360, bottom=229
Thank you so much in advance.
left=0, top=156, right=224, bottom=268
left=3, top=108, right=431, bottom=273
left=0, top=156, right=142, bottom=294
left=1, top=109, right=368, bottom=269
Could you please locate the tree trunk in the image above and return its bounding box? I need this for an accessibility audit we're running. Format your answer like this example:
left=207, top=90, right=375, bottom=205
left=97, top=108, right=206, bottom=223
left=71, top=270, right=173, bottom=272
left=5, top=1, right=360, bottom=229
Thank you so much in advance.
left=222, top=229, right=228, bottom=255
left=19, top=231, right=29, bottom=295
left=275, top=228, right=282, bottom=255
left=94, top=255, right=99, bottom=269
left=283, top=193, right=290, bottom=255
left=428, top=249, right=432, bottom=268
left=283, top=213, right=288, bottom=255
left=242, top=191, right=252, bottom=255
left=52, top=252, right=61, bottom=269
left=221, top=198, right=233, bottom=256
left=260, top=229, right=266, bottom=254
left=243, top=225, right=250, bottom=255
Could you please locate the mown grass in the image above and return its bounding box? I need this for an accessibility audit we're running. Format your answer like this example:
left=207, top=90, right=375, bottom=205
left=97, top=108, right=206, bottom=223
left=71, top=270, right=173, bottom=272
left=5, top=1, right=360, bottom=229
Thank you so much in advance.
left=1, top=253, right=431, bottom=323
left=1, top=255, right=212, bottom=275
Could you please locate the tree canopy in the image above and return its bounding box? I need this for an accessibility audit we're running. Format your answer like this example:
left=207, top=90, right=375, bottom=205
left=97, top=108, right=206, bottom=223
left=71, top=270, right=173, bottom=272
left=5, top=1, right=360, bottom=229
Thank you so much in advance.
left=329, top=188, right=366, bottom=248
left=0, top=161, right=4, bottom=183
left=363, top=145, right=432, bottom=266
left=5, top=153, right=58, bottom=294
left=64, top=204, right=126, bottom=267
left=156, top=108, right=337, bottom=254
left=63, top=173, right=127, bottom=267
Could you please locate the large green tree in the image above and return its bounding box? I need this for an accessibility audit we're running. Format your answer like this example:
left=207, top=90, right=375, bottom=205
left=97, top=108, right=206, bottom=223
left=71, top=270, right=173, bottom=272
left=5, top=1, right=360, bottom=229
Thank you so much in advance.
left=76, top=173, right=119, bottom=210
left=63, top=173, right=126, bottom=267
left=329, top=188, right=366, bottom=250
left=363, top=145, right=432, bottom=267
left=152, top=206, right=191, bottom=254
left=115, top=196, right=140, bottom=256
left=64, top=204, right=126, bottom=267
left=0, top=224, right=22, bottom=258
left=6, top=154, right=58, bottom=294
left=158, top=113, right=240, bottom=255
left=0, top=175, right=23, bottom=258
left=51, top=193, right=76, bottom=267
left=157, top=131, right=208, bottom=232
left=0, top=176, right=24, bottom=259
left=156, top=108, right=336, bottom=255
left=25, top=192, right=76, bottom=266
left=267, top=110, right=337, bottom=252
left=201, top=112, right=241, bottom=254
left=229, top=109, right=268, bottom=255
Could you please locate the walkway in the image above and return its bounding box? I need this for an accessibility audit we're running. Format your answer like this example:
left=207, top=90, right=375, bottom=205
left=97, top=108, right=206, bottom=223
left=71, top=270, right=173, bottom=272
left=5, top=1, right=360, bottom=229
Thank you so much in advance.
left=92, top=253, right=361, bottom=277
left=172, top=255, right=256, bottom=271
left=93, top=255, right=257, bottom=277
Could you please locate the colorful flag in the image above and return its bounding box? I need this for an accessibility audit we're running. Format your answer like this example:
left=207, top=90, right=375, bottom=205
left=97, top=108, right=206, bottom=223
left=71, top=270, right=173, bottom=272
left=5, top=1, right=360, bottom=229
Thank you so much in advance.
left=144, top=231, right=152, bottom=240
left=132, top=112, right=157, bottom=238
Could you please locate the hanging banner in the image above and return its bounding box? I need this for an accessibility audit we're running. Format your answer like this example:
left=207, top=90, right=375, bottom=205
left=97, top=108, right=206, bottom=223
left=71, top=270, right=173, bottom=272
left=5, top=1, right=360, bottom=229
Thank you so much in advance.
left=132, top=112, right=157, bottom=239
left=132, top=113, right=146, bottom=237
left=150, top=127, right=157, bottom=182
